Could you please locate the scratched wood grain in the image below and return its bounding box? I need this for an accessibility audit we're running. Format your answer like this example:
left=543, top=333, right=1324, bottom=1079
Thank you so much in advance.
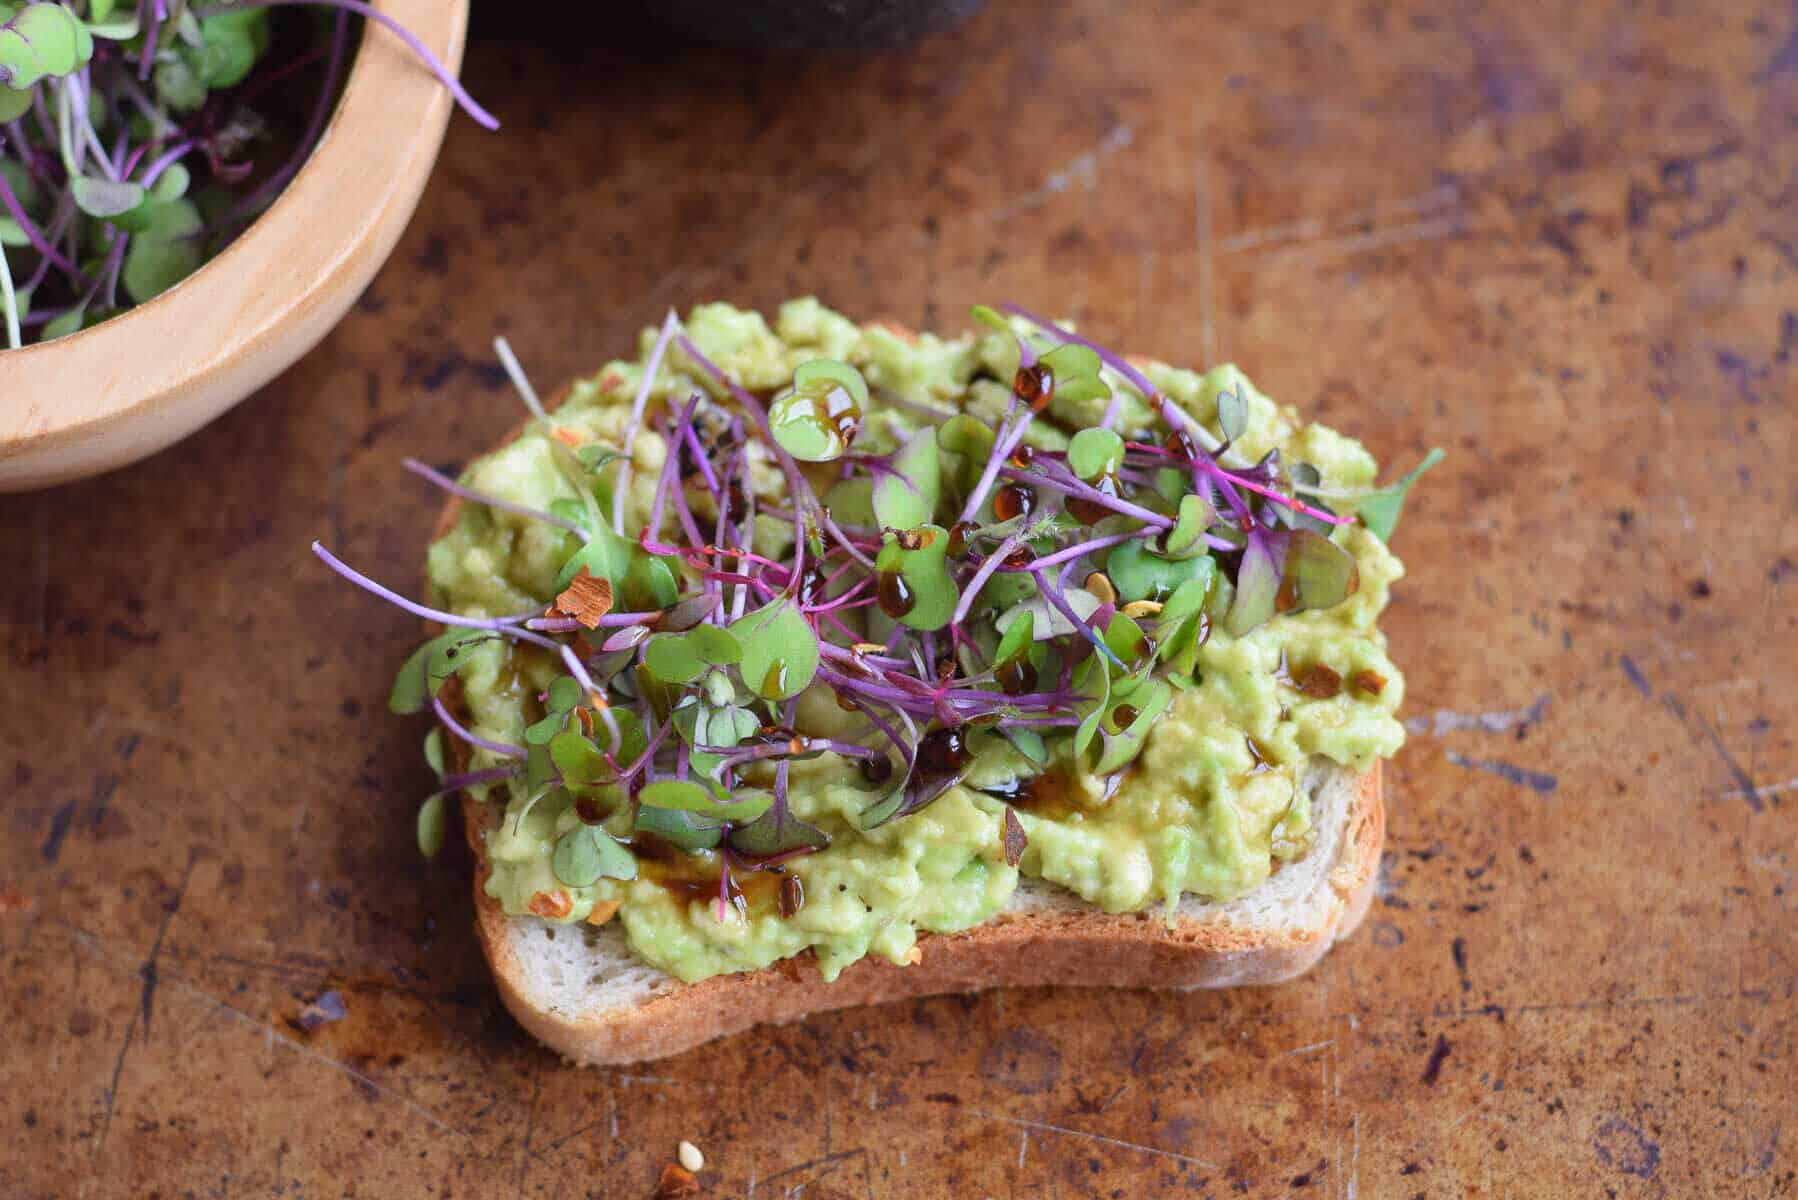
left=3, top=1, right=1795, bottom=1196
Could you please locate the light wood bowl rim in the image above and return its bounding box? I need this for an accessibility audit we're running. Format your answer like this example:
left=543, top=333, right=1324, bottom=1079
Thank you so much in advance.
left=0, top=0, right=470, bottom=491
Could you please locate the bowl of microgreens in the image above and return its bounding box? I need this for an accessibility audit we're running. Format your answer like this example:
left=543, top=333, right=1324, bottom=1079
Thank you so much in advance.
left=0, top=0, right=495, bottom=491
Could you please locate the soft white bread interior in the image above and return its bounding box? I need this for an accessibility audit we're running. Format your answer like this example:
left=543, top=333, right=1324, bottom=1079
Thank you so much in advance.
left=468, top=758, right=1383, bottom=1066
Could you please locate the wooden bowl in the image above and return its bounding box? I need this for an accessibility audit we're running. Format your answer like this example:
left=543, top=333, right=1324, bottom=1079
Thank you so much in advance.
left=0, top=0, right=470, bottom=492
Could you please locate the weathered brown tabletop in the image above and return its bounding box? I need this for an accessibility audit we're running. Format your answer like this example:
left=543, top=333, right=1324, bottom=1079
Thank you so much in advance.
left=4, top=1, right=1795, bottom=1195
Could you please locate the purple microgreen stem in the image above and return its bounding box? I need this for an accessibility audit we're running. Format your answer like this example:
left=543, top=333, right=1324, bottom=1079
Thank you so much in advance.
left=614, top=310, right=681, bottom=533
left=431, top=694, right=525, bottom=759
left=404, top=458, right=589, bottom=538
left=193, top=0, right=500, bottom=130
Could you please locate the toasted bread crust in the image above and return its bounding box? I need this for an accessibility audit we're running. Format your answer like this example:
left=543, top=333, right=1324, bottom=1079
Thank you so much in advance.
left=429, top=345, right=1388, bottom=1066
left=466, top=767, right=1381, bottom=1065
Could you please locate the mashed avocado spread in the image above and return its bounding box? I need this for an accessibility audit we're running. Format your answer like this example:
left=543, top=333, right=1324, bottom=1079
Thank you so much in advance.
left=416, top=299, right=1411, bottom=984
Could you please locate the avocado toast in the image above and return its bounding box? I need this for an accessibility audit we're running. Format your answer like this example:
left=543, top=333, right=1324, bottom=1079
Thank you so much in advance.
left=316, top=299, right=1434, bottom=1063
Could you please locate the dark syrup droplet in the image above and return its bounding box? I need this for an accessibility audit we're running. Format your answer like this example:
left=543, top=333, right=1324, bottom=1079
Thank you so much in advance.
left=1014, top=363, right=1054, bottom=412
left=877, top=570, right=916, bottom=618
left=996, top=658, right=1038, bottom=695
left=993, top=484, right=1035, bottom=522
left=777, top=872, right=804, bottom=918
left=916, top=727, right=970, bottom=775
left=1068, top=474, right=1122, bottom=525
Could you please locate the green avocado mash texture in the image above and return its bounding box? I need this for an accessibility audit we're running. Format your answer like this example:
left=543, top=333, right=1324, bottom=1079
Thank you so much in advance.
left=427, top=299, right=1407, bottom=984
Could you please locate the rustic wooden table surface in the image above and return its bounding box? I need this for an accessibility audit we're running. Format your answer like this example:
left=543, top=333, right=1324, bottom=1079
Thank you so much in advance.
left=4, top=1, right=1795, bottom=1196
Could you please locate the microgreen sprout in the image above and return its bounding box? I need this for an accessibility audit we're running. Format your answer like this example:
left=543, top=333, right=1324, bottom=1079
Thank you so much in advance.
left=0, top=0, right=493, bottom=349
left=319, top=304, right=1436, bottom=897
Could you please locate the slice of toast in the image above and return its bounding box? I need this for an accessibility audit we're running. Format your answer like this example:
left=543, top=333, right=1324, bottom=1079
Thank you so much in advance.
left=465, top=760, right=1381, bottom=1065
left=431, top=352, right=1387, bottom=1066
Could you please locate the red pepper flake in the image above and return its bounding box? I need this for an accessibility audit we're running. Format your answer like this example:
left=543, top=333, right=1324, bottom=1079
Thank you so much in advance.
left=653, top=1165, right=701, bottom=1199
left=1350, top=669, right=1387, bottom=697
left=552, top=426, right=586, bottom=448
left=528, top=891, right=573, bottom=919
left=553, top=568, right=614, bottom=630
left=1003, top=807, right=1027, bottom=867
left=1295, top=663, right=1343, bottom=700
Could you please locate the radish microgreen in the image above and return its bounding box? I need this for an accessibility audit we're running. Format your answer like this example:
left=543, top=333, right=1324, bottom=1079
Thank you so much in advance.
left=317, top=303, right=1433, bottom=902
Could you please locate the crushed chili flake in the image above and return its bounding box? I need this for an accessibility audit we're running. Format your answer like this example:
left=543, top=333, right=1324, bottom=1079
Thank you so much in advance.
left=1350, top=668, right=1387, bottom=696
left=1295, top=663, right=1343, bottom=700
left=653, top=1164, right=700, bottom=1199
left=552, top=426, right=586, bottom=448
left=587, top=900, right=621, bottom=926
left=528, top=890, right=573, bottom=919
left=1003, top=806, right=1027, bottom=867
left=554, top=568, right=614, bottom=629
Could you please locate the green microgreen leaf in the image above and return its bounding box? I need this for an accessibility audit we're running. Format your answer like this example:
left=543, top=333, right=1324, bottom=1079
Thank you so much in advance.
left=41, top=303, right=89, bottom=342
left=1039, top=343, right=1110, bottom=407
left=1278, top=528, right=1360, bottom=614
left=998, top=726, right=1048, bottom=768
left=938, top=413, right=997, bottom=490
left=634, top=804, right=725, bottom=851
left=524, top=710, right=568, bottom=746
left=546, top=675, right=583, bottom=712
left=728, top=807, right=830, bottom=857
left=730, top=599, right=820, bottom=700
left=121, top=196, right=203, bottom=304
left=389, top=630, right=486, bottom=714
left=640, top=779, right=774, bottom=823
left=86, top=15, right=139, bottom=40
left=645, top=633, right=706, bottom=684
left=695, top=702, right=759, bottom=748
left=1106, top=540, right=1214, bottom=603
left=688, top=623, right=741, bottom=665
left=556, top=526, right=634, bottom=592
left=549, top=729, right=609, bottom=786
left=970, top=304, right=1011, bottom=333
left=1224, top=534, right=1279, bottom=637
left=150, top=163, right=190, bottom=204
left=1072, top=653, right=1110, bottom=757
left=0, top=3, right=93, bottom=88
left=552, top=825, right=637, bottom=888
left=423, top=727, right=447, bottom=779
left=416, top=793, right=449, bottom=858
left=873, top=426, right=940, bottom=530
left=770, top=359, right=867, bottom=462
left=997, top=585, right=1100, bottom=641
left=822, top=476, right=878, bottom=527
left=1101, top=612, right=1154, bottom=675
left=1216, top=382, right=1248, bottom=444
left=875, top=525, right=959, bottom=631
left=1092, top=677, right=1174, bottom=773
left=1355, top=448, right=1444, bottom=542
left=623, top=551, right=680, bottom=611
left=994, top=607, right=1034, bottom=667
left=1067, top=427, right=1124, bottom=482
left=1162, top=493, right=1216, bottom=559
left=71, top=175, right=144, bottom=218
